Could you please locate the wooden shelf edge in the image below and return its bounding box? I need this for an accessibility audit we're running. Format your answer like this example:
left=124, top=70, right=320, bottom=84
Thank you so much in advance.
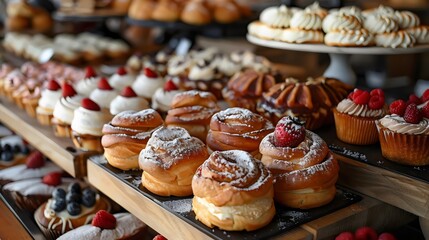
left=336, top=154, right=429, bottom=219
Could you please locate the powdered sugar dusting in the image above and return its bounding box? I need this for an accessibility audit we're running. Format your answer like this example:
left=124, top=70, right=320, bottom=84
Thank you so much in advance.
left=163, top=199, right=192, bottom=214
left=329, top=144, right=367, bottom=161
left=114, top=109, right=157, bottom=124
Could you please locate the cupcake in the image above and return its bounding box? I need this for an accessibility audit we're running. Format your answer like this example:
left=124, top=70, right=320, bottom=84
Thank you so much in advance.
left=52, top=83, right=84, bottom=138
left=89, top=77, right=118, bottom=110
left=0, top=64, right=14, bottom=95
left=0, top=151, right=62, bottom=185
left=110, top=86, right=149, bottom=115
left=376, top=91, right=429, bottom=166
left=57, top=211, right=146, bottom=240
left=333, top=88, right=387, bottom=145
left=22, top=85, right=41, bottom=118
left=109, top=66, right=135, bottom=92
left=71, top=98, right=112, bottom=152
left=0, top=135, right=30, bottom=171
left=3, top=173, right=77, bottom=212
left=74, top=66, right=100, bottom=97
left=132, top=67, right=165, bottom=101
left=151, top=79, right=183, bottom=115
left=34, top=182, right=111, bottom=239
left=35, top=80, right=62, bottom=126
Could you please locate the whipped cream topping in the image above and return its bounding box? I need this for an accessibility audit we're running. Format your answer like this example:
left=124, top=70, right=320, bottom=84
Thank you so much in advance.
left=406, top=26, right=429, bottom=44
left=3, top=178, right=75, bottom=196
left=53, top=95, right=84, bottom=124
left=167, top=55, right=192, bottom=76
left=323, top=12, right=362, bottom=33
left=0, top=162, right=62, bottom=181
left=305, top=2, right=328, bottom=19
left=108, top=41, right=130, bottom=52
left=363, top=5, right=395, bottom=18
left=37, top=88, right=62, bottom=111
left=364, top=15, right=398, bottom=34
left=109, top=74, right=135, bottom=92
left=57, top=213, right=145, bottom=240
left=375, top=31, right=415, bottom=48
left=109, top=95, right=149, bottom=115
left=132, top=74, right=165, bottom=99
left=74, top=77, right=99, bottom=97
left=151, top=88, right=183, bottom=112
left=290, top=10, right=323, bottom=30
left=188, top=60, right=216, bottom=81
left=216, top=56, right=241, bottom=77
left=260, top=5, right=294, bottom=28
left=378, top=114, right=429, bottom=135
left=281, top=29, right=324, bottom=43
left=329, top=6, right=363, bottom=22
left=195, top=196, right=273, bottom=221
left=89, top=89, right=118, bottom=109
left=71, top=107, right=112, bottom=136
left=394, top=10, right=420, bottom=29
left=325, top=29, right=374, bottom=46
left=336, top=98, right=385, bottom=117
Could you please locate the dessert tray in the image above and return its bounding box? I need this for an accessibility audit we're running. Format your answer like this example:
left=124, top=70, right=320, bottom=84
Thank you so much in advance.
left=53, top=9, right=126, bottom=22
left=88, top=155, right=361, bottom=240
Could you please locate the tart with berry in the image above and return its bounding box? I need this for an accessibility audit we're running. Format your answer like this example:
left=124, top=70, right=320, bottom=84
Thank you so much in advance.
left=333, top=88, right=387, bottom=145
left=0, top=135, right=30, bottom=171
left=376, top=90, right=429, bottom=166
left=34, top=182, right=111, bottom=239
left=57, top=210, right=146, bottom=240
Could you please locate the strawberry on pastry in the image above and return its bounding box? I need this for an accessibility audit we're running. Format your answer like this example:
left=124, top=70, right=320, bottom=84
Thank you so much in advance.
left=74, top=66, right=100, bottom=97
left=89, top=77, right=118, bottom=109
left=151, top=79, right=183, bottom=114
left=274, top=117, right=305, bottom=148
left=109, top=66, right=136, bottom=92
left=132, top=67, right=165, bottom=100
left=109, top=86, right=149, bottom=115
left=36, top=78, right=63, bottom=126
left=389, top=99, right=406, bottom=116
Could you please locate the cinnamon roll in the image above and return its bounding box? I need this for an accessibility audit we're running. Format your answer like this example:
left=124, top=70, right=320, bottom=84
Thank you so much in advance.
left=165, top=90, right=220, bottom=142
left=102, top=109, right=163, bottom=170
left=139, top=126, right=209, bottom=197
left=192, top=150, right=275, bottom=231
left=206, top=107, right=274, bottom=158
left=259, top=116, right=339, bottom=209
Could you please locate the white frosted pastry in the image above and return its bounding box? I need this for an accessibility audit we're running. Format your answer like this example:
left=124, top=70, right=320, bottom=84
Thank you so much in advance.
left=364, top=15, right=398, bottom=34
left=188, top=60, right=216, bottom=81
left=110, top=86, right=149, bottom=115
left=248, top=21, right=284, bottom=41
left=132, top=68, right=164, bottom=99
left=3, top=178, right=75, bottom=196
left=72, top=102, right=112, bottom=136
left=36, top=85, right=62, bottom=115
left=216, top=55, right=242, bottom=77
left=407, top=26, right=429, bottom=44
left=89, top=78, right=118, bottom=109
left=290, top=10, right=323, bottom=30
left=75, top=76, right=99, bottom=97
left=281, top=29, right=324, bottom=43
left=394, top=10, right=420, bottom=29
left=325, top=29, right=374, bottom=47
left=304, top=1, right=328, bottom=19
left=109, top=67, right=135, bottom=91
left=167, top=55, right=193, bottom=76
left=260, top=5, right=294, bottom=28
left=53, top=94, right=83, bottom=125
left=322, top=12, right=362, bottom=33
left=375, top=30, right=416, bottom=48
left=151, top=80, right=183, bottom=113
left=0, top=161, right=61, bottom=182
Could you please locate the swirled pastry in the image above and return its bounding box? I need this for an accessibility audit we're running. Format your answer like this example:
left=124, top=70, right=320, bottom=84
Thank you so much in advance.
left=260, top=5, right=294, bottom=28
left=102, top=109, right=163, bottom=170
left=259, top=116, right=339, bottom=209
left=394, top=10, right=420, bottom=29
left=206, top=107, right=274, bottom=158
left=280, top=28, right=324, bottom=43
left=165, top=90, right=220, bottom=141
left=247, top=21, right=284, bottom=41
left=322, top=12, right=362, bottom=33
left=192, top=150, right=275, bottom=231
left=257, top=77, right=352, bottom=130
left=304, top=2, right=328, bottom=19
left=139, top=126, right=209, bottom=196
left=290, top=10, right=323, bottom=30
left=375, top=30, right=416, bottom=48
left=406, top=25, right=429, bottom=44
left=364, top=15, right=398, bottom=34
left=222, top=70, right=276, bottom=112
left=324, top=28, right=374, bottom=47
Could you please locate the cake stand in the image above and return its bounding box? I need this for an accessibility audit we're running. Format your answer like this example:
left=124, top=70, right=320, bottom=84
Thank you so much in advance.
left=247, top=34, right=429, bottom=86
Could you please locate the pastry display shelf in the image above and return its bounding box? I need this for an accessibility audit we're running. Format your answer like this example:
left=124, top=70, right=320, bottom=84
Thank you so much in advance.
left=247, top=34, right=429, bottom=86
left=87, top=155, right=415, bottom=240
left=53, top=9, right=126, bottom=22
left=0, top=97, right=96, bottom=178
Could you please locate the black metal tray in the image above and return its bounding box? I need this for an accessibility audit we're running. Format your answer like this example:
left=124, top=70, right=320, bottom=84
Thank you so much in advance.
left=90, top=155, right=361, bottom=240
left=316, top=126, right=429, bottom=184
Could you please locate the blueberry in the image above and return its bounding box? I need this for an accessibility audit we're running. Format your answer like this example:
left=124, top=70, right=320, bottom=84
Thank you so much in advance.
left=81, top=194, right=95, bottom=207
left=66, top=192, right=81, bottom=204
left=13, top=145, right=21, bottom=153
left=1, top=151, right=13, bottom=162
left=67, top=202, right=81, bottom=216
left=68, top=183, right=81, bottom=194
left=82, top=188, right=95, bottom=198
left=52, top=188, right=66, bottom=199
left=21, top=146, right=30, bottom=154
left=51, top=198, right=66, bottom=212
left=3, top=144, right=11, bottom=152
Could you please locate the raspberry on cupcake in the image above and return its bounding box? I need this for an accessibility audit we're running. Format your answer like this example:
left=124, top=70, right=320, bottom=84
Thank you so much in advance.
left=333, top=88, right=387, bottom=145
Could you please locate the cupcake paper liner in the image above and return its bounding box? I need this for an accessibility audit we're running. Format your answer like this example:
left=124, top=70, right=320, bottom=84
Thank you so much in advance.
left=334, top=109, right=379, bottom=145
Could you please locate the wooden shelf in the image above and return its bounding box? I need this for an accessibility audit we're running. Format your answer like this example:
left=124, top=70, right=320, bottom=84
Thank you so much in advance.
left=0, top=97, right=95, bottom=178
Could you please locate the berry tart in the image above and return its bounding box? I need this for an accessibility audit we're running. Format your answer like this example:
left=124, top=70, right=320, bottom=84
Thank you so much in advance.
left=132, top=68, right=165, bottom=101
left=109, top=67, right=135, bottom=92
left=36, top=79, right=63, bottom=126
left=376, top=90, right=429, bottom=166
left=0, top=135, right=30, bottom=170
left=74, top=66, right=100, bottom=97
left=3, top=172, right=78, bottom=212
left=333, top=88, right=387, bottom=145
left=259, top=116, right=339, bottom=209
left=89, top=77, right=118, bottom=110
left=71, top=98, right=112, bottom=152
left=109, top=86, right=149, bottom=115
left=34, top=182, right=111, bottom=239
left=57, top=210, right=146, bottom=240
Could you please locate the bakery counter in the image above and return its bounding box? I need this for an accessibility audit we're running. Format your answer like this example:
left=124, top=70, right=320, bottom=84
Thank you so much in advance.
left=316, top=126, right=429, bottom=219
left=88, top=155, right=414, bottom=240
left=0, top=97, right=96, bottom=178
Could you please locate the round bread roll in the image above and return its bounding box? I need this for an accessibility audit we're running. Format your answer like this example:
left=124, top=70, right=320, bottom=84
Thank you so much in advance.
left=128, top=0, right=155, bottom=20
left=181, top=0, right=212, bottom=25
left=152, top=0, right=181, bottom=22
left=6, top=16, right=30, bottom=31
left=213, top=0, right=241, bottom=24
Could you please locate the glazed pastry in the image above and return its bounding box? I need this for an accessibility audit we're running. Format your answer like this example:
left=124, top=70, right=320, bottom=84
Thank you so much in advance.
left=74, top=66, right=99, bottom=97
left=165, top=90, right=220, bottom=141
left=71, top=98, right=112, bottom=152
left=139, top=126, right=209, bottom=196
left=110, top=86, right=149, bottom=115
left=34, top=182, right=110, bottom=239
left=213, top=0, right=241, bottom=24
left=325, top=29, right=374, bottom=47
left=260, top=5, right=294, bottom=28
left=36, top=79, right=62, bottom=126
left=407, top=25, right=429, bottom=44
left=152, top=0, right=181, bottom=22
left=89, top=78, right=118, bottom=109
left=52, top=83, right=83, bottom=138
left=132, top=68, right=165, bottom=101
left=222, top=70, right=276, bottom=112
left=57, top=211, right=146, bottom=240
left=259, top=116, right=339, bottom=209
left=375, top=30, right=415, bottom=48
left=192, top=150, right=275, bottom=231
left=334, top=88, right=387, bottom=145
left=206, top=107, right=274, bottom=158
left=109, top=66, right=135, bottom=92
left=151, top=79, right=183, bottom=114
left=102, top=109, right=163, bottom=170
left=0, top=151, right=62, bottom=185
left=257, top=77, right=352, bottom=130
left=181, top=0, right=212, bottom=25
left=3, top=174, right=77, bottom=212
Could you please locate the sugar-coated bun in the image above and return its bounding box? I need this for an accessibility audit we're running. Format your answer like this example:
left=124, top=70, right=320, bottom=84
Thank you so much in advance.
left=192, top=150, right=275, bottom=231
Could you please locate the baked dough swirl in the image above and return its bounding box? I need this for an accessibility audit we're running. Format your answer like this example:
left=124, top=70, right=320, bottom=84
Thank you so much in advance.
left=192, top=150, right=275, bottom=231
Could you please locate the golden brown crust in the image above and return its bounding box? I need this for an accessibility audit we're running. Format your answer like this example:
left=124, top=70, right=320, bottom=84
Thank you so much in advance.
left=71, top=132, right=103, bottom=152
left=181, top=0, right=212, bottom=25
left=139, top=126, right=209, bottom=196
left=213, top=0, right=241, bottom=24
left=152, top=0, right=181, bottom=22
